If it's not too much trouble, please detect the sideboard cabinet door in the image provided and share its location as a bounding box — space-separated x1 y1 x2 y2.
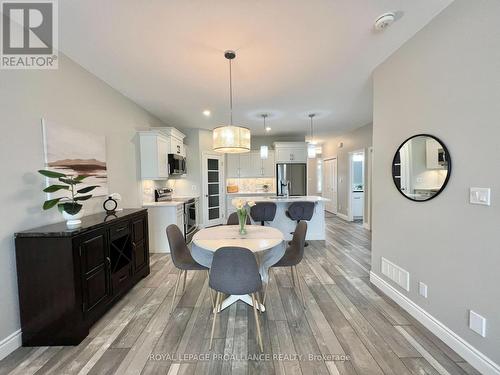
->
132 216 148 272
75 228 111 318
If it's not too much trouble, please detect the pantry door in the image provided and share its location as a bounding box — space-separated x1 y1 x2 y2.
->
202 153 225 227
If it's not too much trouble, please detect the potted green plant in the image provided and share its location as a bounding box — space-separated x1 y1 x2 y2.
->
231 198 255 235
38 170 99 227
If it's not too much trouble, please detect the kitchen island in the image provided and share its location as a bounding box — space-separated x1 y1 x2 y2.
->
241 196 328 241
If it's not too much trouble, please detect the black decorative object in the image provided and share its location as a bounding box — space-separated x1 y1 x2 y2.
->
103 197 118 213
392 134 451 202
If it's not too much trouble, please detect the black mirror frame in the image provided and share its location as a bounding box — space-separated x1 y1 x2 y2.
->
392 134 452 202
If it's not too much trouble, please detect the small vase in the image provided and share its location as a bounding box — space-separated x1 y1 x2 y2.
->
237 209 248 235
62 209 84 228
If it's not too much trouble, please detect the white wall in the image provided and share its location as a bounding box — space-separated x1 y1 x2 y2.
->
372 0 500 368
315 124 373 217
0 54 164 357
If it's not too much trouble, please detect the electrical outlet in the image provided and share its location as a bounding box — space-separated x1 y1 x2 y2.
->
192 185 197 191
469 310 486 337
419 282 428 298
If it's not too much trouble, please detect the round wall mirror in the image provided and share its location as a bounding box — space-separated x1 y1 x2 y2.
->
392 134 451 201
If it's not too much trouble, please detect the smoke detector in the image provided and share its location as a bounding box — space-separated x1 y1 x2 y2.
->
374 12 396 31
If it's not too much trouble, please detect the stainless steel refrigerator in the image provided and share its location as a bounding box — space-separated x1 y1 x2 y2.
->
276 163 307 196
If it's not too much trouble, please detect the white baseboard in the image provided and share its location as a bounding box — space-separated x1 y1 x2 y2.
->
370 272 500 375
0 329 21 361
336 213 351 222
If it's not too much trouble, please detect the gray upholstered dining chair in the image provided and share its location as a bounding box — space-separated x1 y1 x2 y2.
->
250 202 277 226
209 247 264 352
286 201 314 246
264 221 307 308
226 212 251 225
166 224 214 314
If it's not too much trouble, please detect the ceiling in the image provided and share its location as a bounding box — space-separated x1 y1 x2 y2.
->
59 0 453 136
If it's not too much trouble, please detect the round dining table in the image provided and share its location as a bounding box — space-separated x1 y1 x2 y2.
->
191 225 285 312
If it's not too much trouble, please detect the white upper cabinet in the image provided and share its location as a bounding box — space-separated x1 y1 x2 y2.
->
226 154 241 177
425 138 445 169
261 150 275 177
139 127 186 179
274 142 308 163
139 132 169 179
225 150 276 178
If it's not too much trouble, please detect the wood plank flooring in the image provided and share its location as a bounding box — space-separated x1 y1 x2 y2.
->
0 215 478 375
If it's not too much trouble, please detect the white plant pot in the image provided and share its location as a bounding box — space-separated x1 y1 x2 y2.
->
62 209 84 228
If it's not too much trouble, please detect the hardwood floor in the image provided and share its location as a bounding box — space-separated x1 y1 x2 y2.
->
0 215 478 375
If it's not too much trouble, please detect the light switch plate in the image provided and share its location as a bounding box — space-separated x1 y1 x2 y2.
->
419 282 428 298
470 188 490 206
469 310 486 337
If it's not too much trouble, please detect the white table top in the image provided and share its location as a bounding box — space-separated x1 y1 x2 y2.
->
192 225 284 252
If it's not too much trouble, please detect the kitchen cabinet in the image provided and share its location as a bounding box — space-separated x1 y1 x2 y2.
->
426 138 445 169
226 153 241 178
139 128 186 179
274 142 308 163
226 150 276 178
261 150 275 177
352 192 364 218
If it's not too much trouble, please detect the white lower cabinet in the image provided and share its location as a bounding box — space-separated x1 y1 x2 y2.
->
352 192 364 218
147 204 184 253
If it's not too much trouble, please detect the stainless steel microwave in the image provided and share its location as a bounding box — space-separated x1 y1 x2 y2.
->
168 154 186 175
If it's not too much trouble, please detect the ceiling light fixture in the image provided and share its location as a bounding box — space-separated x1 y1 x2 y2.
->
260 114 269 159
203 110 211 117
213 50 251 153
307 114 317 159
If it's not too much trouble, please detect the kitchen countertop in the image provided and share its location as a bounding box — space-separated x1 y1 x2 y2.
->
143 195 199 207
226 191 274 195
241 195 329 203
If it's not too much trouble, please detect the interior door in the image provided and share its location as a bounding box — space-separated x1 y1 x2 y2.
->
323 158 338 213
203 154 225 227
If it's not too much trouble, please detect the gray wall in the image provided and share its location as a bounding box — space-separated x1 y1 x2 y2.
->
0 54 163 353
372 0 500 365
319 123 373 217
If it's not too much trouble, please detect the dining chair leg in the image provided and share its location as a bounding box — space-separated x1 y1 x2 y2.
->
290 266 296 287
295 266 306 309
206 270 215 309
255 291 263 314
182 270 188 293
210 292 220 350
170 269 182 315
251 293 264 352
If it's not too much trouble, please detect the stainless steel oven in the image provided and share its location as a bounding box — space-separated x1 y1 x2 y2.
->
183 198 198 243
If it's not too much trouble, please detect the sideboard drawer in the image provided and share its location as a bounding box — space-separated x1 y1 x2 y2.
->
109 222 130 240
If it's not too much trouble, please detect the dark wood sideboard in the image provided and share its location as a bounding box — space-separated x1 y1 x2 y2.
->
15 208 149 346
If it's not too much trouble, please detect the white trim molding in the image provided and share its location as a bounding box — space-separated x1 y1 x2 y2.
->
336 212 351 222
0 329 21 361
370 271 500 375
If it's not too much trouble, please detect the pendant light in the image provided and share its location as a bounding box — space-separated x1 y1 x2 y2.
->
260 114 269 159
307 113 317 159
213 50 251 153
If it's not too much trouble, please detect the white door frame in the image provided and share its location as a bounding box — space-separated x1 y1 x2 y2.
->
323 157 338 214
364 147 373 230
348 149 365 222
201 152 225 227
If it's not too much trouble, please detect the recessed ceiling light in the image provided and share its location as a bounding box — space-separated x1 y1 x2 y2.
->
203 110 211 117
265 126 271 132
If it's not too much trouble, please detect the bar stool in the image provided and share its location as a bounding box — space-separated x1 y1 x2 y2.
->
286 201 315 246
250 202 277 226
